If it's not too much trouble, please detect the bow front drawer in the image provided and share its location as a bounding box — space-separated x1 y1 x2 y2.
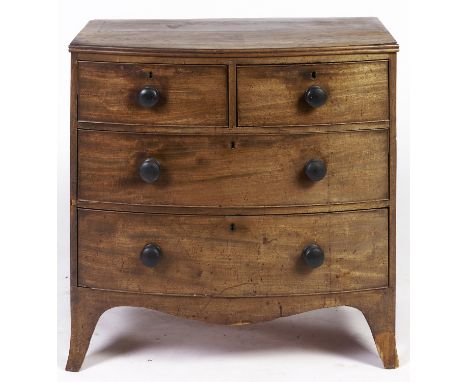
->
77 129 388 207
77 62 228 127
78 209 389 297
237 61 389 127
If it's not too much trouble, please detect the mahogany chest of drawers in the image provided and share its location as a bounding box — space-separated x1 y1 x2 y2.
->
66 18 399 371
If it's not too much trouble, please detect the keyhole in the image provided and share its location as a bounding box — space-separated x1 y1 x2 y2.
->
148 71 153 79
230 141 236 149
230 223 236 231
310 71 317 79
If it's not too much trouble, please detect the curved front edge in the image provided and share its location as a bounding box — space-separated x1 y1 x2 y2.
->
66 286 398 370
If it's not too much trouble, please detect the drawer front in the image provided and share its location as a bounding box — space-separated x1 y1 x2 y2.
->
78 62 228 127
78 209 389 296
78 130 388 207
237 61 389 127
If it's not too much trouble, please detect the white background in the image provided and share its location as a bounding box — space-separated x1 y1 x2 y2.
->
1 0 467 381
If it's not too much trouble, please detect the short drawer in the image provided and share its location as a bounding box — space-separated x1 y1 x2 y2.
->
78 209 389 296
237 61 389 127
77 129 388 207
78 62 228 127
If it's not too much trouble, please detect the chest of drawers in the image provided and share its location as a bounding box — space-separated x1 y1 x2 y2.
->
66 18 399 371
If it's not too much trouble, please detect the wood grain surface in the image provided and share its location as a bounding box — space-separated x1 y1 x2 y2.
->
69 18 398 56
237 61 389 126
77 208 388 296
66 285 398 371
75 199 390 216
77 120 389 135
77 129 388 207
73 51 394 65
78 62 228 127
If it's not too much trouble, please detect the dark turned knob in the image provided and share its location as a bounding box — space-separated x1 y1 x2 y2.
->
304 86 327 108
140 244 163 267
138 86 160 108
139 158 160 183
302 244 325 268
304 159 327 181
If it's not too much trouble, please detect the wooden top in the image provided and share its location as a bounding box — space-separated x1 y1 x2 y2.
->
69 18 398 56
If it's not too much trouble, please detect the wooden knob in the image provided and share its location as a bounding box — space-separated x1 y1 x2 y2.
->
304 86 327 108
139 158 160 183
302 244 324 268
140 244 163 267
138 86 160 108
304 159 327 181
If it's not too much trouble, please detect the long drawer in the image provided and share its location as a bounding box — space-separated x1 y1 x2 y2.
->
77 129 388 207
78 208 389 296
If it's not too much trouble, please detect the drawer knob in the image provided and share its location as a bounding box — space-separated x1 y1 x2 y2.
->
140 244 163 267
302 244 325 268
304 159 327 181
139 158 161 183
304 86 327 108
138 86 160 108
